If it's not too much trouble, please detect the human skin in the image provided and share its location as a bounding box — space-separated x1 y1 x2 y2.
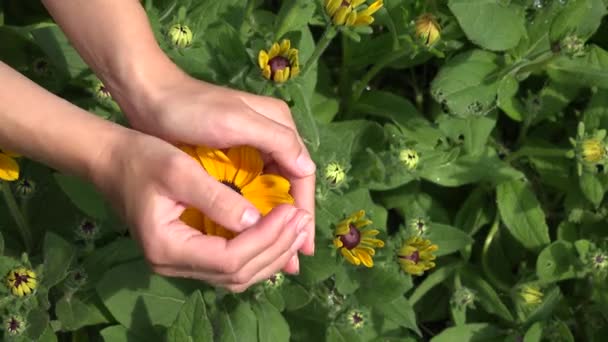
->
36 0 316 284
0 61 313 292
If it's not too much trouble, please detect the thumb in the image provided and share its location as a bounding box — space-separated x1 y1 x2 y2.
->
171 156 261 232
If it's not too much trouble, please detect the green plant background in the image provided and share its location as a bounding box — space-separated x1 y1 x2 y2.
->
1 0 608 341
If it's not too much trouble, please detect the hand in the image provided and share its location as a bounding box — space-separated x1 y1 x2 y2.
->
111 69 316 257
93 130 311 292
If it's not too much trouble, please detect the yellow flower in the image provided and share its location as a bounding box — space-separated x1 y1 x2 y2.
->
333 210 384 267
324 161 346 186
324 0 383 26
258 39 300 83
415 13 441 46
581 138 606 163
346 309 365 329
168 24 193 48
5 267 37 297
0 149 20 181
179 146 294 239
518 284 543 305
398 236 438 276
399 149 419 170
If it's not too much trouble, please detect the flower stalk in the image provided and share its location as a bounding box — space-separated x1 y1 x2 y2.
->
1 181 32 252
481 214 511 293
300 25 338 77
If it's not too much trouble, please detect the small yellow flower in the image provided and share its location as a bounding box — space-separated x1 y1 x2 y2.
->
168 24 193 48
518 284 543 305
581 138 606 163
180 146 294 239
346 309 365 329
258 40 300 83
0 149 20 181
4 315 26 336
264 273 285 289
415 13 441 46
93 81 111 101
333 210 384 267
324 161 346 186
409 217 427 235
5 267 37 297
399 149 419 170
398 236 438 276
324 0 383 27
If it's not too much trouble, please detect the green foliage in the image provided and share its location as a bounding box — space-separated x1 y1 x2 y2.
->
2 0 608 341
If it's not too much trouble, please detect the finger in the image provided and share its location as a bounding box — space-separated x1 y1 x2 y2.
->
233 213 310 283
169 155 262 231
282 254 299 275
220 108 316 178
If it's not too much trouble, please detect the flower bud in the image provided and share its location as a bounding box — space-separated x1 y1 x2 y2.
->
168 24 193 48
4 315 26 336
399 149 419 170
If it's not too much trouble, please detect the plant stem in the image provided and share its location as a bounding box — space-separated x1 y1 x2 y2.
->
1 181 32 252
505 146 570 163
481 214 511 293
301 25 337 77
350 49 409 102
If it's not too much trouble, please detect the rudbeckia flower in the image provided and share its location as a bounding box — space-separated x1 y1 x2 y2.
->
333 210 384 267
398 236 438 276
5 267 37 297
324 0 383 26
415 13 441 46
258 39 300 83
180 146 294 239
0 149 19 181
581 138 606 163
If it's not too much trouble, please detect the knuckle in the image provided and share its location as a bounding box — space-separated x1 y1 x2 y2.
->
218 258 241 275
274 99 291 117
230 271 251 285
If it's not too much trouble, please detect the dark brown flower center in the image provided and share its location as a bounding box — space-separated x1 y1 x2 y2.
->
80 220 96 234
399 250 420 264
351 312 363 323
13 272 29 287
221 180 242 195
341 0 350 7
8 317 20 331
339 223 361 249
269 56 290 75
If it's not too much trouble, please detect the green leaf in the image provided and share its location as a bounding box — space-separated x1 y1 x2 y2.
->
448 0 525 51
496 180 551 251
100 325 144 342
355 90 444 143
549 0 606 41
326 325 362 342
523 322 543 342
42 232 75 287
355 266 413 307
497 75 524 121
25 309 50 341
375 296 420 336
96 260 196 339
265 287 285 311
409 262 462 305
217 299 257 342
37 324 58 342
436 113 497 155
289 82 320 151
579 172 605 207
281 282 312 311
298 245 339 285
55 294 110 331
547 45 608 89
274 0 316 40
459 267 514 322
167 291 213 342
252 299 290 342
430 323 503 342
421 148 523 187
0 231 4 255
536 241 579 283
523 286 563 326
54 173 109 220
454 187 493 236
426 224 474 257
431 50 500 117
30 25 89 78
335 266 359 295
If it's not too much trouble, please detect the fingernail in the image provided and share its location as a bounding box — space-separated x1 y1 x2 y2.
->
241 207 261 227
292 232 308 252
296 153 316 175
296 215 311 233
294 256 300 274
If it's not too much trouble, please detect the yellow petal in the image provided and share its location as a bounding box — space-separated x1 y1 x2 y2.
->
226 146 264 187
333 238 343 248
280 39 291 55
333 7 350 25
262 65 272 79
354 248 374 267
341 248 361 266
346 11 357 26
268 43 281 59
354 15 374 26
359 0 383 16
0 154 19 181
283 66 291 81
196 146 236 182
179 145 200 163
290 65 300 78
241 174 294 215
361 229 379 237
258 50 269 69
326 0 342 16
352 0 366 7
335 222 350 235
180 207 205 231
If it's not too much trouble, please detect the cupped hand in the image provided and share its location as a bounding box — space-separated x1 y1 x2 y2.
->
112 69 316 257
94 130 310 292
